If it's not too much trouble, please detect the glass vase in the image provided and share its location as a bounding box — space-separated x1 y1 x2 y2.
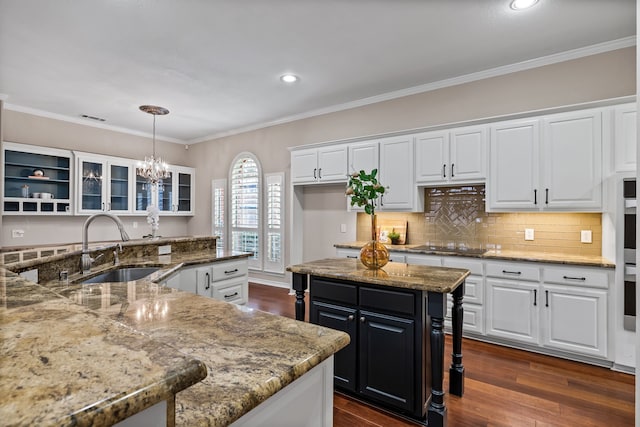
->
360 214 389 269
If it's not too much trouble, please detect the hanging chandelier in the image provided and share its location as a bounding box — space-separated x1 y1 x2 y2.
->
136 105 171 184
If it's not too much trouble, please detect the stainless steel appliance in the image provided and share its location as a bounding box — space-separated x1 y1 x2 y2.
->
623 179 636 331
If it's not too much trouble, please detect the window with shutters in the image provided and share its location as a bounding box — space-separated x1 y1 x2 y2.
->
264 172 284 273
230 154 261 269
212 179 226 249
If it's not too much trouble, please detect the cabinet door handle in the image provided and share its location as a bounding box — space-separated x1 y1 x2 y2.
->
534 189 537 205
380 195 384 207
502 270 521 275
563 275 586 281
224 268 239 275
318 168 322 179
205 272 210 290
360 316 366 323
443 164 447 178
313 168 317 179
451 163 455 178
347 315 355 321
545 290 549 307
533 289 537 306
545 188 549 204
224 292 239 299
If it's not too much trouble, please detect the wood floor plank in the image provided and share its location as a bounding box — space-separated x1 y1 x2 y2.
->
248 283 635 427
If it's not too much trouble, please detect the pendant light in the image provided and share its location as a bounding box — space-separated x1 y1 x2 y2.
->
136 105 170 184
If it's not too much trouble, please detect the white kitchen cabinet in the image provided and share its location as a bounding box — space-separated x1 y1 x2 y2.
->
613 103 636 173
134 165 195 215
444 257 485 335
3 142 73 215
486 278 540 345
379 135 421 211
76 153 134 214
488 119 540 210
348 140 379 176
541 284 607 358
487 109 603 212
541 110 602 210
291 146 348 184
415 126 487 185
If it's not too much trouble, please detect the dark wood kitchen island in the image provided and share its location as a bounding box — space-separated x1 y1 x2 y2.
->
287 258 470 427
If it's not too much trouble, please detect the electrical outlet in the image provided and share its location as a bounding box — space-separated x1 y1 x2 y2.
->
581 230 592 243
340 224 347 233
524 228 534 241
12 229 24 238
132 221 138 229
158 245 172 255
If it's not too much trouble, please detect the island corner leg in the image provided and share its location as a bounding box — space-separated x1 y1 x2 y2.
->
292 273 308 321
449 281 465 397
427 292 447 427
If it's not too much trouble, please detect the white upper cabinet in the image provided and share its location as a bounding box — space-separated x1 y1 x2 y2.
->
415 125 486 185
488 119 540 210
613 103 636 173
291 146 348 184
76 153 134 215
541 110 602 210
348 140 379 175
487 109 603 212
379 135 422 211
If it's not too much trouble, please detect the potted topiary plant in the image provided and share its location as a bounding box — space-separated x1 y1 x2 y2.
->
388 230 401 245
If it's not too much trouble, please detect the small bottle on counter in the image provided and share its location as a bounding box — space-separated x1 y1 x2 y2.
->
21 185 29 198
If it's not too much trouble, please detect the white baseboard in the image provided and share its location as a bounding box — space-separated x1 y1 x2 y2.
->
248 276 290 289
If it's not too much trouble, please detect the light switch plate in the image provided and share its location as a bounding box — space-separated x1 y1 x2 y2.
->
581 230 592 243
524 228 534 241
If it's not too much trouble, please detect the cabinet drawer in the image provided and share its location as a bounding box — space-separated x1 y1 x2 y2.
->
486 262 540 282
543 266 609 289
388 252 406 263
311 278 358 305
360 286 415 316
210 259 248 281
212 277 247 304
405 254 442 267
443 257 483 275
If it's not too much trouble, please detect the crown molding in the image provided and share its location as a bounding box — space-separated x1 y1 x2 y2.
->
4 103 184 144
189 36 636 145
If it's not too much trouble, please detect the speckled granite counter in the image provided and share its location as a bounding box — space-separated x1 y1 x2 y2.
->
3 237 350 426
335 242 615 268
1 269 207 426
288 257 469 293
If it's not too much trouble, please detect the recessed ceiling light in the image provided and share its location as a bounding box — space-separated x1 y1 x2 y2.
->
280 74 299 83
510 0 538 10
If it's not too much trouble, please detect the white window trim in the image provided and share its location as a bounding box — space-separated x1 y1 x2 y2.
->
212 178 226 250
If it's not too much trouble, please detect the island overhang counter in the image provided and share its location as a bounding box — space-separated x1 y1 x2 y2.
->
287 258 470 427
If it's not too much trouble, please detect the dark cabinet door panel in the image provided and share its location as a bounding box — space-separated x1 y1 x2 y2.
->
358 310 415 411
310 300 358 392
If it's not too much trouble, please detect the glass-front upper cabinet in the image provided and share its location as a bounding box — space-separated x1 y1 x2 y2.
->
75 153 133 214
134 166 194 215
2 142 73 215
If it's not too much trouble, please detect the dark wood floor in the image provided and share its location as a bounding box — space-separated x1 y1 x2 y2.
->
246 283 635 427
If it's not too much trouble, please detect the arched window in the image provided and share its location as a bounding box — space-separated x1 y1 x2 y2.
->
230 154 261 267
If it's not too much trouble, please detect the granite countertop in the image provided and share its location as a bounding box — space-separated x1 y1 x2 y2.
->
334 242 615 268
2 237 350 426
288 258 469 293
1 269 207 426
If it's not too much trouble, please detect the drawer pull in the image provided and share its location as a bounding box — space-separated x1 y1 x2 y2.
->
502 270 521 275
348 315 355 321
346 255 358 259
224 268 239 274
224 292 239 299
360 316 366 323
562 275 586 281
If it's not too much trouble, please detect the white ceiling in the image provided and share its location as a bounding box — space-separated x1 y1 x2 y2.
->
0 0 635 145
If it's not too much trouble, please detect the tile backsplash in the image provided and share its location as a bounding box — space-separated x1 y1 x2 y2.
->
356 185 602 256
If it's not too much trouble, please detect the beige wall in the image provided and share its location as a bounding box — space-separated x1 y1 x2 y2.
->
186 47 635 277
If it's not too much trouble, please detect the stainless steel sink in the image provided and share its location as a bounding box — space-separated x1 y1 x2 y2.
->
80 267 160 284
